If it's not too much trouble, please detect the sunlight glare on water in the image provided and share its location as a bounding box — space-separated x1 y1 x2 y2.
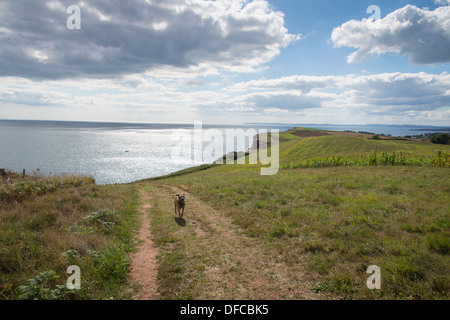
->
0 121 271 185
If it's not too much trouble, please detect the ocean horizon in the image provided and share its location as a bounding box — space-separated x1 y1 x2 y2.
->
1 119 449 185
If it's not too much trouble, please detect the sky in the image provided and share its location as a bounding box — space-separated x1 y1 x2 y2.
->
0 0 449 125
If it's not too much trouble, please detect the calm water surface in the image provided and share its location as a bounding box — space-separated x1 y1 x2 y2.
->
0 120 448 184
0 121 286 184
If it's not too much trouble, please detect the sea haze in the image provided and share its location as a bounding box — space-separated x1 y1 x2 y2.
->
0 120 448 185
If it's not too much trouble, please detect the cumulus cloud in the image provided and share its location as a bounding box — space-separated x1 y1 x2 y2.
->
0 0 298 79
228 75 340 93
339 73 450 108
331 4 450 64
2 71 449 124
223 72 450 116
434 0 450 5
230 91 330 111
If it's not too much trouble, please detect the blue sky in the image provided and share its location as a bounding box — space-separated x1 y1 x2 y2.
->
0 0 449 125
237 0 449 79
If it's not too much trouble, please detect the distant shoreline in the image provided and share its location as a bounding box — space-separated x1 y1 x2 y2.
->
415 128 450 132
1 119 449 129
2 118 450 141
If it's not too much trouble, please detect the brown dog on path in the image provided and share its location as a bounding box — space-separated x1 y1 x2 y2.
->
174 194 185 218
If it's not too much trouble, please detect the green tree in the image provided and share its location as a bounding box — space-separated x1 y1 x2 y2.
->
430 133 450 145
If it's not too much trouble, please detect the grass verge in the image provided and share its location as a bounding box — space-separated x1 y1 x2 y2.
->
157 166 449 299
0 175 139 300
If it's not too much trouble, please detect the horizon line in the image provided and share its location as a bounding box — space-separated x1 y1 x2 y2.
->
0 118 449 128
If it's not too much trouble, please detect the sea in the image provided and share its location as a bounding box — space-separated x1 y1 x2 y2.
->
0 120 448 185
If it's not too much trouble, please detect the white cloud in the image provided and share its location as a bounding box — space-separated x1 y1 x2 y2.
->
215 72 450 121
232 91 329 110
0 0 299 79
1 71 449 125
228 75 340 93
331 4 450 64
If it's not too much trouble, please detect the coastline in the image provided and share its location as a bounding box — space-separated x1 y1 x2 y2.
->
1 121 449 185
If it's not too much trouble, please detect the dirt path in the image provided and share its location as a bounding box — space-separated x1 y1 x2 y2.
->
129 183 328 300
128 190 160 300
155 184 321 300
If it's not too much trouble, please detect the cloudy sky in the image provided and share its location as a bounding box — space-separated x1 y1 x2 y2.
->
0 0 449 125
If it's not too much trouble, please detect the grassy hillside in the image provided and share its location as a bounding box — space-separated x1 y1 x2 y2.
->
1 127 448 300
158 166 449 299
143 128 450 300
0 173 139 300
280 134 450 164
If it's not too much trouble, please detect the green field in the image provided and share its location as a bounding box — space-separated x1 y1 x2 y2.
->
0 174 140 300
1 128 449 300
157 166 449 299
143 128 450 299
280 134 450 164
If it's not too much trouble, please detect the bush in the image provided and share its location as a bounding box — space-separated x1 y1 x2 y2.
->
83 209 119 232
430 133 450 145
0 175 96 203
18 270 72 300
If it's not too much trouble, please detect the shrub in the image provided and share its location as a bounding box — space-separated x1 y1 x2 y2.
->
0 175 95 203
18 270 72 300
430 133 450 145
61 250 82 262
83 209 118 232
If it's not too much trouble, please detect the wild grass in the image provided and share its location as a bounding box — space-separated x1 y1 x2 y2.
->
0 175 96 203
145 129 450 299
141 183 320 300
142 184 211 300
2 128 449 300
0 173 139 300
160 166 449 299
132 130 450 299
281 151 450 169
280 135 450 164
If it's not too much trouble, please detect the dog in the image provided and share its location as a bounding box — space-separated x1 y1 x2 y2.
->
174 194 186 218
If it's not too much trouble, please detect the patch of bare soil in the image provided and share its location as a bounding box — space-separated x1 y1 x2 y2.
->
289 130 379 140
129 190 160 300
325 131 375 139
289 131 329 138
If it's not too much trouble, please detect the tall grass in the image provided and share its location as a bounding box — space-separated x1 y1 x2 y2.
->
149 130 450 299
281 151 450 169
160 166 450 299
0 176 96 203
0 176 139 300
280 135 450 164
